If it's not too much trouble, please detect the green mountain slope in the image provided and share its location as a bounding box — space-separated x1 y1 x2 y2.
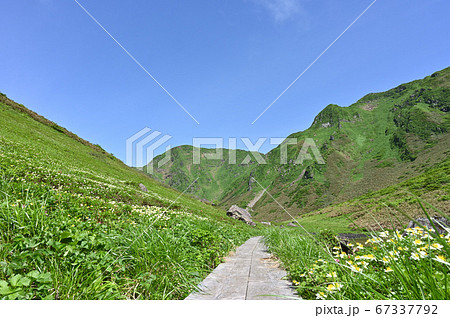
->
151 146 260 204
0 93 254 299
151 67 450 221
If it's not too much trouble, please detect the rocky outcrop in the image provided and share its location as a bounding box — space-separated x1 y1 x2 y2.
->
407 217 450 234
139 183 148 192
227 205 256 226
247 189 266 209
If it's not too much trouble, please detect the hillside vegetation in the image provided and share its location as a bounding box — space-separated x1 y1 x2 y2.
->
0 93 254 299
151 67 450 226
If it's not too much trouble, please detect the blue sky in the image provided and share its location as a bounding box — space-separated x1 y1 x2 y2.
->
1 0 449 164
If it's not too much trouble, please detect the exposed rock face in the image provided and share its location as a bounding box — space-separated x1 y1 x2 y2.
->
227 205 256 226
248 174 254 191
247 189 266 209
407 217 450 234
139 183 148 192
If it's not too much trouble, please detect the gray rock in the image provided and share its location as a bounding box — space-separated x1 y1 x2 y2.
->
227 205 256 226
260 222 271 226
200 198 212 205
406 217 450 234
287 222 298 227
138 183 148 192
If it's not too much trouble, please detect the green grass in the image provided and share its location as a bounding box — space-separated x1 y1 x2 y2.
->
264 206 450 300
0 95 255 299
279 213 359 233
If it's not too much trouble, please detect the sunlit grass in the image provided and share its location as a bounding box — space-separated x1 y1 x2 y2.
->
264 208 450 300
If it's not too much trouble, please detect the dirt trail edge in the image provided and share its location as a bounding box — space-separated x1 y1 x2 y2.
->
185 236 298 300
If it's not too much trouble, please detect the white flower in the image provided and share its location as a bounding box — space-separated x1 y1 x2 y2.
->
326 272 337 278
350 264 363 273
327 283 342 292
430 243 443 250
433 255 450 265
316 292 327 299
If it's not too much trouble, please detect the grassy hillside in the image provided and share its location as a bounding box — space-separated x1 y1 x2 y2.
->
295 154 449 231
0 93 255 299
151 67 450 222
151 146 260 204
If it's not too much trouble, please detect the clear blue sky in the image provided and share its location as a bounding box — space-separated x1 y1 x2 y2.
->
1 0 449 163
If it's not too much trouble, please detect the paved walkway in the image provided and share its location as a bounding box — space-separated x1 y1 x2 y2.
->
185 236 298 300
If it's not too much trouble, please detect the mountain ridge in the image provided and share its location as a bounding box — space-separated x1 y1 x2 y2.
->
150 66 450 221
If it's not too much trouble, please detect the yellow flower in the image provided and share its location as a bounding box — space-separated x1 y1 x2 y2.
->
431 243 443 250
364 254 375 260
381 257 390 264
316 291 327 299
384 267 393 272
413 239 423 245
411 253 420 261
433 255 449 265
327 283 342 292
350 264 363 273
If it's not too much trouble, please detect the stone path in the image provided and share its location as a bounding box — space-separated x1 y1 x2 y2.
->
185 236 298 300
